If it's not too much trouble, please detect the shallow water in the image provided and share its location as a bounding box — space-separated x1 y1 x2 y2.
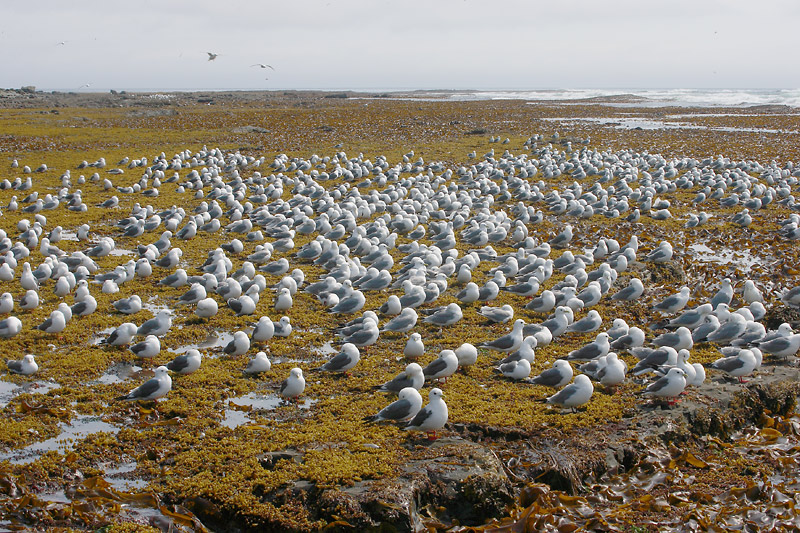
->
222 392 316 429
0 414 119 464
169 330 235 354
689 243 760 272
0 379 61 409
542 116 800 135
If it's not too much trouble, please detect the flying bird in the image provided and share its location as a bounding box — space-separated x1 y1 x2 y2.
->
207 52 219 61
251 63 275 70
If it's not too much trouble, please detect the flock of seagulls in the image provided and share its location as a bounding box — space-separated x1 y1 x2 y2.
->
3 136 800 441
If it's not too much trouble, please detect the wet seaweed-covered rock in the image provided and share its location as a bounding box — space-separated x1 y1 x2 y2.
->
762 305 800 330
645 260 687 285
314 437 513 531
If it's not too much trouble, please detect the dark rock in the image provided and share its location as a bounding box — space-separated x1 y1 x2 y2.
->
315 437 513 530
646 261 686 284
763 305 800 330
233 125 269 134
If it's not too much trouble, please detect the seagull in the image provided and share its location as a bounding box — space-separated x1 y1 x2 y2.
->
381 308 418 333
422 303 463 327
565 332 610 361
243 351 271 375
652 287 691 315
113 295 142 315
280 367 305 401
223 331 251 356
611 278 644 302
130 335 161 359
545 374 594 411
403 333 425 359
207 52 219 61
653 327 693 351
364 387 423 423
252 316 275 343
478 319 526 353
478 304 514 324
137 311 172 337
315 343 360 375
37 309 67 334
377 362 425 393
195 297 219 319
497 358 531 380
710 349 758 382
595 352 627 387
642 367 686 403
454 342 478 369
528 359 573 389
404 388 448 440
251 63 275 70
0 316 23 338
102 322 138 346
167 349 202 375
273 316 292 337
565 309 603 334
757 333 800 359
6 354 38 375
422 349 459 382
116 366 172 401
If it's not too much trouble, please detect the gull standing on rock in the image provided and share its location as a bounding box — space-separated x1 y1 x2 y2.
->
405 388 448 439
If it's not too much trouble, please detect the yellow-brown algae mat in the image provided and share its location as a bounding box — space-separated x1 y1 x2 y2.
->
0 91 799 531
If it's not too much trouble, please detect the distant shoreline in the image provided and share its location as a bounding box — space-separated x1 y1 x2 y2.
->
1 87 798 109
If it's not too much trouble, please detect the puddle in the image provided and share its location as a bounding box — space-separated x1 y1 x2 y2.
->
109 247 134 256
103 460 148 491
0 380 61 409
313 341 337 355
689 244 761 272
541 116 800 135
169 331 235 354
222 392 316 429
91 326 117 345
87 363 146 386
142 298 172 315
0 414 119 464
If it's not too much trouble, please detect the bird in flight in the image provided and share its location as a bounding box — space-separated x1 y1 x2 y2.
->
207 52 219 61
56 40 67 46
251 63 275 70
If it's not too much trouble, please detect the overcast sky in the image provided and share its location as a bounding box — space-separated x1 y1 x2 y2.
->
2 0 798 91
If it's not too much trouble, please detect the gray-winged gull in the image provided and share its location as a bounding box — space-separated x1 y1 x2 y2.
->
403 333 425 359
130 335 161 359
6 354 38 375
422 349 459 382
364 387 423 423
478 319 525 353
528 359 573 388
377 362 425 393
642 367 686 402
167 349 203 375
315 343 360 374
545 374 593 410
223 331 251 356
280 367 306 400
103 322 137 346
137 310 172 337
404 387 448 439
116 366 172 401
565 332 610 361
243 351 271 375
